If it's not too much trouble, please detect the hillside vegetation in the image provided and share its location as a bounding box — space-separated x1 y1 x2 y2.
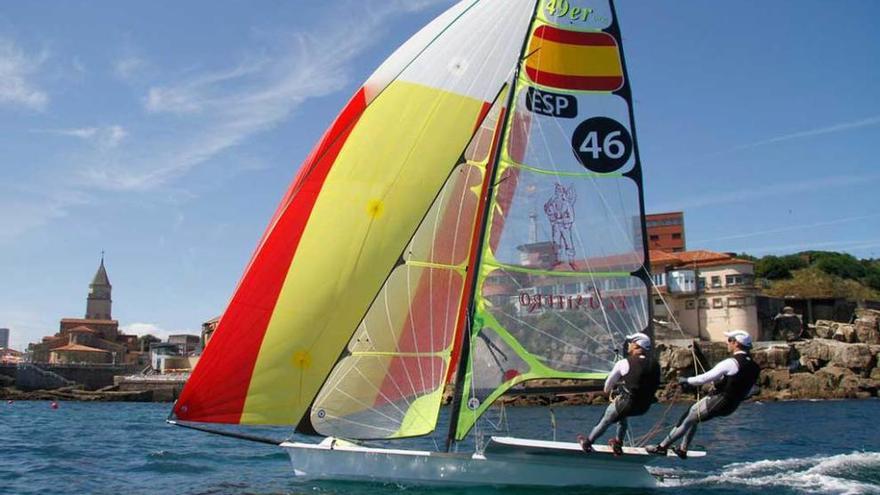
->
740 251 880 300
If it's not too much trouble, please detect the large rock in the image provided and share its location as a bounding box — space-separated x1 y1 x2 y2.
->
833 323 857 343
815 365 856 388
855 321 880 345
814 320 836 339
657 344 695 376
752 345 793 369
787 373 828 398
760 369 791 391
795 339 875 371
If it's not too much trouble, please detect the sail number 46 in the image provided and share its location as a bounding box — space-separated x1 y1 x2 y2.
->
579 130 625 159
571 117 633 173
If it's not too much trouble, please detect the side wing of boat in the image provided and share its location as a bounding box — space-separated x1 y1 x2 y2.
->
488 436 707 458
280 436 676 488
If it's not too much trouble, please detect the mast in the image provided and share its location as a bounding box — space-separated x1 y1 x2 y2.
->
607 0 655 343
445 1 541 452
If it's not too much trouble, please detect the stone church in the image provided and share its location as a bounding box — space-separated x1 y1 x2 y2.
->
29 257 138 364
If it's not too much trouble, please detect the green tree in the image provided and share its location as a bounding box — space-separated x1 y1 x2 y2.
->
811 251 866 280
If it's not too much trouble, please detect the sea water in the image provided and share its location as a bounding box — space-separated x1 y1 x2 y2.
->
1 399 878 495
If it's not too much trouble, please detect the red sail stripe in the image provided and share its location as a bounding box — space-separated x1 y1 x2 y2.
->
532 25 616 46
525 67 623 91
445 106 508 385
174 88 368 423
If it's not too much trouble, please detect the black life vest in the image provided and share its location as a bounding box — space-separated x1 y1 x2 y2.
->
713 352 760 404
621 354 661 412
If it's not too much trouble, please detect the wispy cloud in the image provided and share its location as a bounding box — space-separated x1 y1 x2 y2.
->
0 188 93 243
113 54 150 81
0 38 49 110
692 213 880 245
36 125 128 149
652 172 880 212
708 115 880 157
79 0 448 192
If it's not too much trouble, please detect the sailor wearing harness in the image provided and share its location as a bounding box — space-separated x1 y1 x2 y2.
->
647 330 760 459
577 332 660 455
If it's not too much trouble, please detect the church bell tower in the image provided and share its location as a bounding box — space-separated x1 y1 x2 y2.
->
86 254 112 320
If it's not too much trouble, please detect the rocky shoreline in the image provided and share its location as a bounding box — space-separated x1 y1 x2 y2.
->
5 312 879 405
498 338 879 408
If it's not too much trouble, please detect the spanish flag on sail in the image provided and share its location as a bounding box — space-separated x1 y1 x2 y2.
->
525 26 623 91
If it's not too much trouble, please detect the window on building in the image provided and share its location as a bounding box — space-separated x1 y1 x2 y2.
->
698 277 706 290
672 233 682 239
685 300 696 310
649 234 660 241
728 297 745 307
654 298 664 305
699 298 709 308
711 276 722 288
712 298 724 308
564 283 580 294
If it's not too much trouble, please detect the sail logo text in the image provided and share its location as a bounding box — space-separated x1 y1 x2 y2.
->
519 291 627 313
545 0 592 22
526 87 577 118
543 0 609 25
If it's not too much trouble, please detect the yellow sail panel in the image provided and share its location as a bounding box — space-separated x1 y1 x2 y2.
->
240 82 484 424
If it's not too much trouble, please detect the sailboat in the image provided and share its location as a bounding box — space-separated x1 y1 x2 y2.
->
169 0 702 488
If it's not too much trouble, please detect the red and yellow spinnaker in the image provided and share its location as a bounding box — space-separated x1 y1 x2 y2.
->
174 0 535 427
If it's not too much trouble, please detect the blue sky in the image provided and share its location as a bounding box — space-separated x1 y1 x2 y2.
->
1 0 878 350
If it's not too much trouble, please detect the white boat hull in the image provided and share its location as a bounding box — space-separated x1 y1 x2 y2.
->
281 436 701 488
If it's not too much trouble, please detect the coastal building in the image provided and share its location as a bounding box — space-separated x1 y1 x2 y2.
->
650 250 760 341
168 334 200 355
1 347 23 364
201 316 220 349
0 327 8 349
27 257 140 364
646 212 685 253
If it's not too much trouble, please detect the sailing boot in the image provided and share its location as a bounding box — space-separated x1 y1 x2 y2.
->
645 444 667 456
608 438 623 456
576 434 592 453
672 446 688 459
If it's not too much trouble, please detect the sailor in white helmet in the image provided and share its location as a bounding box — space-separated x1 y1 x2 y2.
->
647 330 760 459
577 332 660 455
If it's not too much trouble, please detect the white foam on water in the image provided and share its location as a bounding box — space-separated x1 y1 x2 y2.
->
651 452 880 494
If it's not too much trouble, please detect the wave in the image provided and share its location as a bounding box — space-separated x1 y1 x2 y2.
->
652 452 880 494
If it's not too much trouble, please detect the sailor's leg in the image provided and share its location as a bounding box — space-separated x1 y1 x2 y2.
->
659 397 710 448
587 402 620 443
681 420 699 451
615 415 629 443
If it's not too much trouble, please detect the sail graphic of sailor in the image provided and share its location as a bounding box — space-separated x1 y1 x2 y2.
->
167 0 703 488
544 182 577 266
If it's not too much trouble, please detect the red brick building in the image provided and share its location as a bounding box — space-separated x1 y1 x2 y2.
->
646 212 685 253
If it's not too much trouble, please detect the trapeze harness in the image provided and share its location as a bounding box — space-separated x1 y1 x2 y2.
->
702 352 760 418
615 355 661 417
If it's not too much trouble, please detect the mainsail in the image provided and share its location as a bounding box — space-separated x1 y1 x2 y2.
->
174 0 650 446
450 0 651 440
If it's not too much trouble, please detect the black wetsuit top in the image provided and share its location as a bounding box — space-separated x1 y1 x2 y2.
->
707 352 760 417
619 355 661 416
